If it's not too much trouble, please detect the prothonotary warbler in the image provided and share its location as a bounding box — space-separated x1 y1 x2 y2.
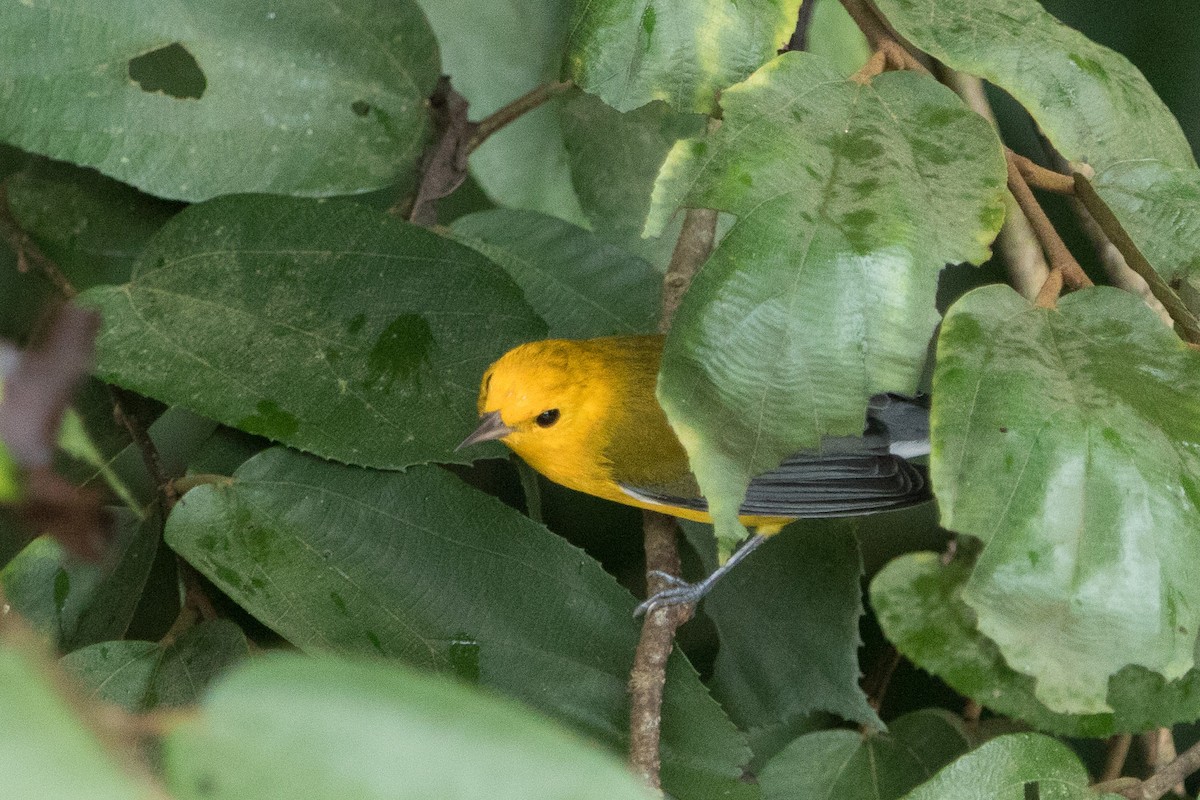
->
457 335 931 613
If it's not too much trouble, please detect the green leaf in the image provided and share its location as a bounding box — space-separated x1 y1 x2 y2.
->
0 0 439 201
61 619 249 712
0 623 162 800
759 710 970 800
1091 160 1200 316
872 0 1194 170
163 654 656 800
559 90 706 266
933 285 1200 714
415 0 586 225
452 209 659 338
5 160 181 289
872 551 1200 737
165 447 752 800
56 408 143 516
651 53 1006 551
564 0 802 114
88 406 219 511
808 0 871 77
0 442 17 503
1 509 159 652
899 732 1122 800
77 195 546 470
707 520 879 730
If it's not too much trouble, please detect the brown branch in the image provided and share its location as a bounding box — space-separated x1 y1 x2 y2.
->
1072 172 1200 344
108 387 219 629
1100 733 1133 784
1038 143 1174 328
851 49 889 84
1005 150 1092 295
1034 268 1064 309
400 76 473 226
939 69 1049 300
839 0 929 74
629 511 694 787
1009 152 1074 195
109 386 177 511
0 181 76 298
398 79 573 225
1121 731 1200 800
659 208 718 332
465 80 573 155
629 205 718 786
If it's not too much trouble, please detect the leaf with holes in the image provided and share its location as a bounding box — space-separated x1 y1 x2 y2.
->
564 0 801 114
164 447 754 800
872 0 1194 170
0 0 439 200
932 285 1200 714
77 195 545 469
649 53 1006 552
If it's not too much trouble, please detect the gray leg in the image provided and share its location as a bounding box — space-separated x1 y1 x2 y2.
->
634 534 768 617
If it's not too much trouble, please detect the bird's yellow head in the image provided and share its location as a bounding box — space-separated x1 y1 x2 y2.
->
456 336 669 499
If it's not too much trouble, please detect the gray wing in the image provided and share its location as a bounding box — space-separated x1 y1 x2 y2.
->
619 394 931 518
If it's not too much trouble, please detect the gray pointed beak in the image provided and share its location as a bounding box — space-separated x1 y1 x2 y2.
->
456 410 515 451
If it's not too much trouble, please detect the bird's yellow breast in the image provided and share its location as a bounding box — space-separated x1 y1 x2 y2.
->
473 336 791 529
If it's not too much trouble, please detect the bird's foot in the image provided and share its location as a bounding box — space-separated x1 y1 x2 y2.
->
633 580 708 617
645 569 690 589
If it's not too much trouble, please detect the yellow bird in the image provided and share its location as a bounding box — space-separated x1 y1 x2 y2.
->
458 335 930 612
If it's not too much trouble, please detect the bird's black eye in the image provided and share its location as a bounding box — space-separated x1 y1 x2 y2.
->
535 409 560 428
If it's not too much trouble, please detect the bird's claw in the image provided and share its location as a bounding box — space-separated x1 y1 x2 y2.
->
646 569 690 589
633 583 705 617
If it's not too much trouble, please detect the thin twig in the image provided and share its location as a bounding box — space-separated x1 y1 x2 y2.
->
939 70 1048 300
0 181 76 298
629 205 718 786
1039 143 1174 328
862 644 902 713
109 386 177 510
1121 731 1200 800
1034 268 1064 309
108 386 220 629
851 49 889 84
629 511 693 788
1100 733 1133 784
1004 150 1092 293
465 80 573 155
659 208 718 333
1072 173 1200 344
1009 152 1074 194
